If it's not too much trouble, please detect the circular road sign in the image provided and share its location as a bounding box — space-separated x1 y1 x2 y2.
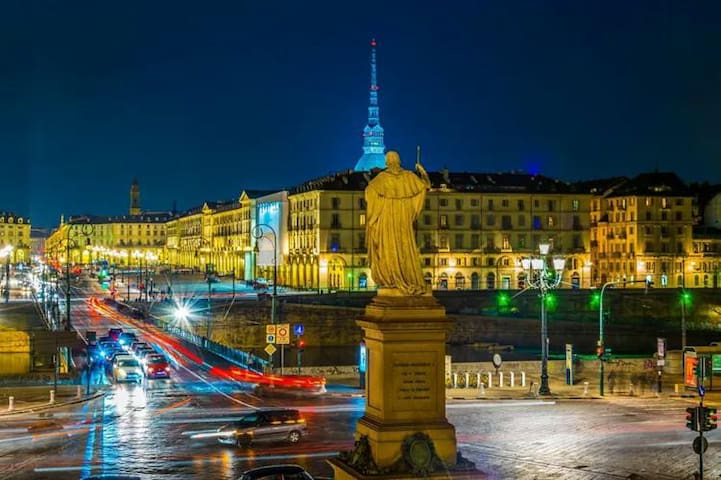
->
492 353 503 369
692 436 708 454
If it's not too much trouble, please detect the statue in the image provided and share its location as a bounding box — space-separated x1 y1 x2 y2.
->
366 150 431 296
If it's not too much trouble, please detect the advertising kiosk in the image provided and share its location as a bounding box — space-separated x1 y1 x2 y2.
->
683 345 721 390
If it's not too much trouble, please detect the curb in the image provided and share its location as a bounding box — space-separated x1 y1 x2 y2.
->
0 392 105 417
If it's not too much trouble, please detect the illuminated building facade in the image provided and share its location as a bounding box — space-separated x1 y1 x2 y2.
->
589 172 696 288
286 170 593 292
0 212 31 263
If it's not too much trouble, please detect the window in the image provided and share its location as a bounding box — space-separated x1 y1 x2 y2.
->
424 257 431 266
423 234 432 249
518 234 526 249
675 211 682 221
455 214 464 226
439 215 448 228
501 199 509 208
517 199 525 211
424 199 431 209
471 198 479 207
486 215 495 226
331 213 341 229
470 234 480 249
331 197 341 209
572 199 580 211
502 235 510 250
424 215 432 226
501 215 512 230
454 234 464 249
534 199 540 208
487 199 494 211
533 216 541 230
439 198 448 207
547 216 554 228
518 215 526 227
329 234 340 252
548 200 555 212
358 198 366 210
359 214 366 226
470 215 480 229
358 233 366 250
455 199 463 210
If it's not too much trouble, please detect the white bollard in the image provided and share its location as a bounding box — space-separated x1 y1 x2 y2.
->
8 396 14 412
76 385 82 399
465 372 470 389
487 372 493 388
49 390 55 404
510 371 515 388
521 371 526 387
476 372 482 388
583 381 589 396
478 381 486 397
674 384 679 394
453 373 458 389
498 372 504 388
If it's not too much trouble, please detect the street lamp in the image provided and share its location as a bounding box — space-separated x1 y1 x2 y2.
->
520 242 565 396
597 278 647 396
252 224 279 372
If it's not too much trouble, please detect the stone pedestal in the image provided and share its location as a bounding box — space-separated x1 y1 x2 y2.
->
329 294 481 479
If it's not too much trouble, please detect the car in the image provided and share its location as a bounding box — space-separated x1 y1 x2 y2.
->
136 348 157 364
131 341 150 353
236 465 315 480
112 357 143 384
133 343 153 357
108 328 123 341
217 409 306 448
143 354 171 379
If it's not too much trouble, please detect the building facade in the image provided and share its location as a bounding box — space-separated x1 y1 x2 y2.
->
0 212 31 263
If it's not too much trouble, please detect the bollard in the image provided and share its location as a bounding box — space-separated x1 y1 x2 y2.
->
76 385 82 399
49 390 55 404
465 372 470 389
487 372 493 389
8 396 14 412
498 372 504 388
674 384 679 394
476 372 482 389
583 381 589 396
510 372 515 388
453 373 458 389
478 381 486 397
521 371 526 387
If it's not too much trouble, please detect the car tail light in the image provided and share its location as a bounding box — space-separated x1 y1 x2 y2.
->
148 367 154 373
165 366 171 372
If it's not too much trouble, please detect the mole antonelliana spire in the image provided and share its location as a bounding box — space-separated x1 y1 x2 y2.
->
353 39 386 171
129 178 141 215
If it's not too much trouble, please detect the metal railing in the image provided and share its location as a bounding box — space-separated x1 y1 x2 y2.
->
165 325 268 373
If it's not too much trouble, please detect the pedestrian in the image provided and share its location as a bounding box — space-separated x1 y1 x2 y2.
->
608 370 617 394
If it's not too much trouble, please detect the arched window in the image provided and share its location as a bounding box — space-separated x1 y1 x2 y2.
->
455 273 465 290
439 273 448 290
486 272 495 290
471 272 479 290
359 273 368 289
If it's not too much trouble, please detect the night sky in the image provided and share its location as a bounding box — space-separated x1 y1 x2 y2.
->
3 1 721 228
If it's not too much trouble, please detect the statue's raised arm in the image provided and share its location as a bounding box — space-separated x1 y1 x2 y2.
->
365 150 430 296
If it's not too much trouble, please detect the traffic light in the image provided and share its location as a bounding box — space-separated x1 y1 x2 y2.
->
680 290 692 307
701 406 718 432
544 293 558 310
686 406 699 431
589 292 600 309
297 339 305 353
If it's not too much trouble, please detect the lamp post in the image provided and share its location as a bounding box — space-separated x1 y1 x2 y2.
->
597 279 647 396
252 224 279 372
64 223 94 331
521 243 565 396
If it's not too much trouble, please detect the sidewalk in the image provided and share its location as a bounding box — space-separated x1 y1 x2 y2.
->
0 385 104 417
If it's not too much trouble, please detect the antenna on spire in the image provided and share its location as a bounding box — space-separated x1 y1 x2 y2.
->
416 145 421 164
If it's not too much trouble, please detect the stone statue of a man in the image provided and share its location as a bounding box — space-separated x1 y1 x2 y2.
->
365 150 431 296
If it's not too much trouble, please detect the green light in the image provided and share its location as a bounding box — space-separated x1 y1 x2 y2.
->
681 291 692 306
497 293 511 308
544 293 558 310
589 292 600 309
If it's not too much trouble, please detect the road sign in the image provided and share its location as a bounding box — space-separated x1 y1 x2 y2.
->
699 385 706 397
266 325 276 335
266 334 276 344
264 344 277 356
692 436 708 454
276 323 290 345
294 323 304 336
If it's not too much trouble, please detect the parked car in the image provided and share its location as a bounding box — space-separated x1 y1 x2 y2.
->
217 409 306 448
143 354 171 379
112 357 143 384
236 465 315 480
